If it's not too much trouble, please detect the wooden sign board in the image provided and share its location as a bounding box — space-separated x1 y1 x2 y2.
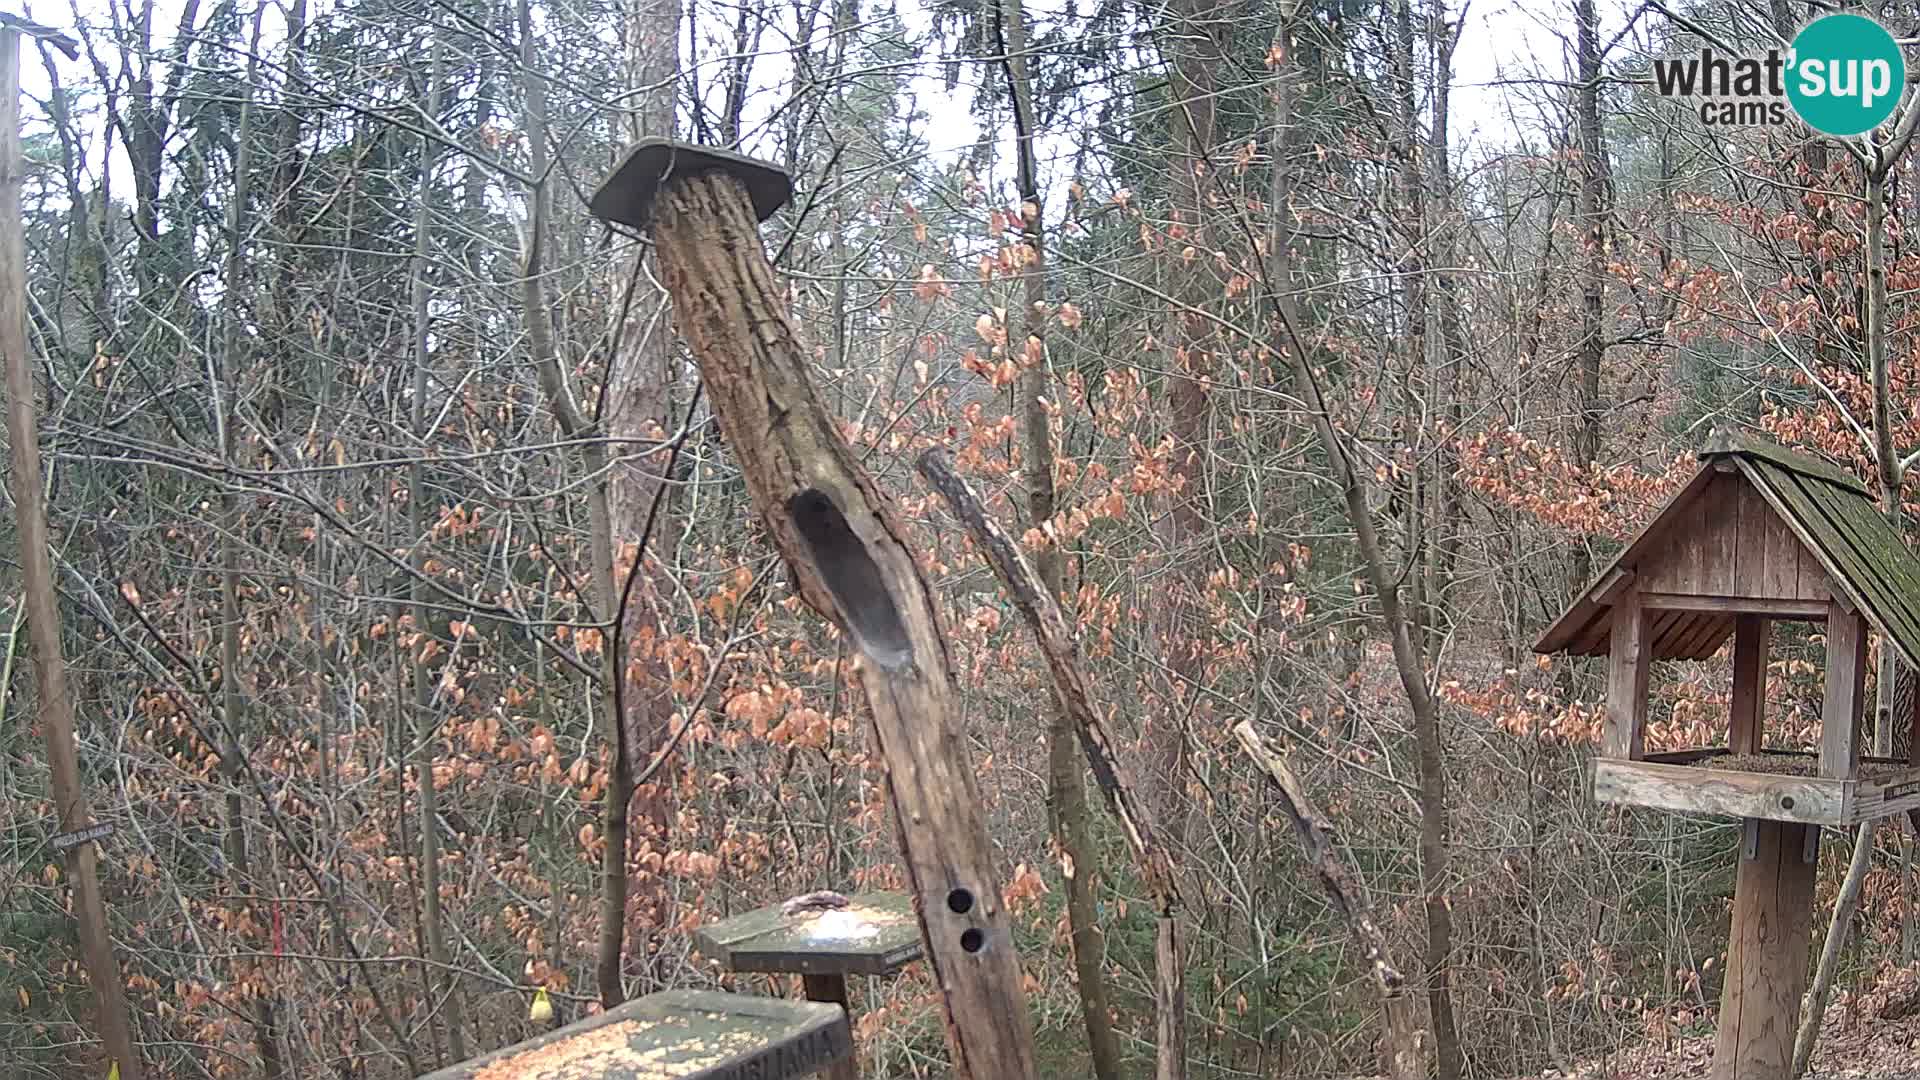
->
50 823 112 851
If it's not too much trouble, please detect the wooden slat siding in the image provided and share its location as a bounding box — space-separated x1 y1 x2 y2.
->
1592 759 1847 824
1662 483 1708 593
1540 433 1920 666
1672 610 1727 659
1709 819 1818 1080
1734 472 1765 596
1644 609 1689 668
1533 463 1722 655
1570 612 1611 656
1795 529 1832 602
1731 616 1768 754
1677 616 1733 661
1705 473 1739 595
1606 590 1651 760
1822 603 1868 780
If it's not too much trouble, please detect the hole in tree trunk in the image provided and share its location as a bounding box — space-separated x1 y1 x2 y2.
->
789 488 913 671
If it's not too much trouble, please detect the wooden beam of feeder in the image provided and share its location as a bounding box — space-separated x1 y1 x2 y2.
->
916 450 1186 1080
638 164 1038 1079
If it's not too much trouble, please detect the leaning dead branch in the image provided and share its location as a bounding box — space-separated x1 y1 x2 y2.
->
1232 719 1423 1080
916 448 1187 1080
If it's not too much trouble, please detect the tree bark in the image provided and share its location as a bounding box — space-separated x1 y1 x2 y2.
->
1571 0 1608 592
407 29 469 1062
516 0 634 1010
645 164 1039 1080
1151 0 1220 847
604 0 683 993
1266 8 1454 1075
215 8 288 1073
1264 275 1457 1080
992 0 1121 1074
0 27 146 1080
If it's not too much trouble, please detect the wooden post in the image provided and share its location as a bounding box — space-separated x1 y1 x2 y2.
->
0 27 145 1080
591 140 1038 1079
1730 615 1769 755
802 974 859 1080
1821 602 1867 779
1710 819 1818 1080
1605 589 1650 760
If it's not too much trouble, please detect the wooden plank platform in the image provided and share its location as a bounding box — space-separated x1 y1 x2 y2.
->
418 989 851 1080
1593 749 1920 826
692 893 922 977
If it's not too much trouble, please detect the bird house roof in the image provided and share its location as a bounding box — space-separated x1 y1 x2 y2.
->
1534 430 1920 670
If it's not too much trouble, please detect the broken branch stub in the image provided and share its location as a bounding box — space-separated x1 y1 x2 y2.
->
593 141 1038 1080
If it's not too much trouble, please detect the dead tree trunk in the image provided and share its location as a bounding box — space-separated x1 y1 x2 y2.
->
594 140 1039 1080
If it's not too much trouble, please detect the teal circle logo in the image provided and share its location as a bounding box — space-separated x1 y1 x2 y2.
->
1787 14 1905 136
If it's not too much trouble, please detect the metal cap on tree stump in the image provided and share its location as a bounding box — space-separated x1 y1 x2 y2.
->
589 137 794 229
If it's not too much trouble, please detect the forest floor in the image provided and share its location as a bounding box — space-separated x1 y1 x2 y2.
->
1515 985 1920 1079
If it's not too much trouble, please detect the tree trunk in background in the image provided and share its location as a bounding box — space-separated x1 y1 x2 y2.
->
517 0 634 1010
1425 0 1466 661
1798 152 1914 1074
1390 0 1429 647
405 31 470 1064
1154 0 1219 865
997 0 1121 1074
603 0 683 991
1571 0 1607 591
1266 10 1452 1074
215 9 288 1073
1 27 146 1080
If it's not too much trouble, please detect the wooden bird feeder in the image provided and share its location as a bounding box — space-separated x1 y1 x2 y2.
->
588 138 1040 1078
418 989 851 1079
693 893 923 1080
1536 429 1920 1080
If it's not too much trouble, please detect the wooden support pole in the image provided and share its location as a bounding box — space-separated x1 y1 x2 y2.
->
1710 819 1817 1080
801 975 859 1080
594 141 1037 1079
1605 589 1650 760
1821 602 1868 779
0 27 145 1080
1730 615 1769 755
